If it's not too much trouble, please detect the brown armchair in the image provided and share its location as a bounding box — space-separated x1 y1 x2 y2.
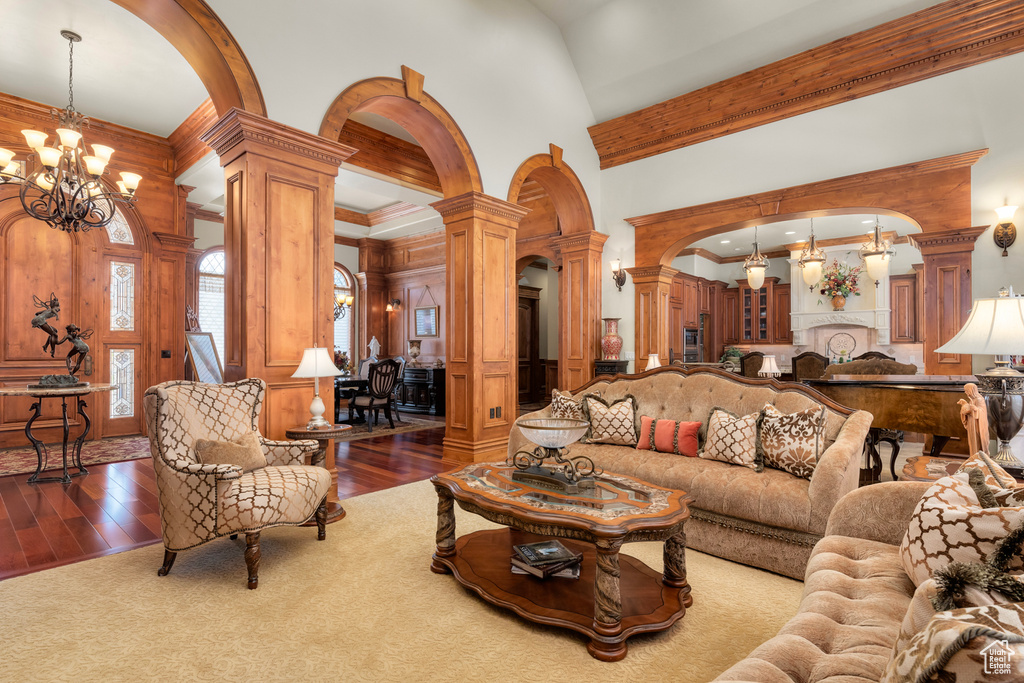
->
144 378 331 589
739 351 764 378
792 351 828 383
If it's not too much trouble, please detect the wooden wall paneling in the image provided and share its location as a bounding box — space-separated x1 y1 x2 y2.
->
627 266 677 370
908 227 986 375
384 231 446 273
890 274 918 343
384 263 446 363
553 232 607 392
432 192 527 463
199 109 355 452
626 151 984 269
356 238 388 359
544 359 558 397
517 193 559 241
588 0 1024 168
722 288 740 345
913 263 925 343
168 98 217 176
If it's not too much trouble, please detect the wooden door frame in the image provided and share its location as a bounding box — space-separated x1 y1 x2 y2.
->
517 285 541 404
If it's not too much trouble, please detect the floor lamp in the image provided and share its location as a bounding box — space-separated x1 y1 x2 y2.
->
935 293 1024 469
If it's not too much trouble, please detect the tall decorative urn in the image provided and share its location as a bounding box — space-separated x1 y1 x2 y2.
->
601 318 623 360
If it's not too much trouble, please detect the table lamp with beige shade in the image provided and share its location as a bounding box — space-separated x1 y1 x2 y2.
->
291 347 343 430
758 355 782 378
935 290 1024 468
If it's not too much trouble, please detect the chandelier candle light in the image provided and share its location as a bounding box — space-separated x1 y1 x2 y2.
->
859 216 895 286
0 31 142 232
743 225 769 290
291 346 343 430
797 218 827 290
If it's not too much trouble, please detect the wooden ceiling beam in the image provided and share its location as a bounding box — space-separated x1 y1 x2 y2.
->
589 0 1024 168
338 119 442 194
169 98 218 176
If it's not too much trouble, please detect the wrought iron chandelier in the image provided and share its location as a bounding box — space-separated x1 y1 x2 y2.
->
0 30 142 233
859 215 895 286
743 225 769 289
797 217 827 290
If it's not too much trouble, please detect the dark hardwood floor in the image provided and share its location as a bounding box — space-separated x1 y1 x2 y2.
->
0 424 451 582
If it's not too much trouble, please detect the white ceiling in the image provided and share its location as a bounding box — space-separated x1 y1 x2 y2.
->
688 214 920 258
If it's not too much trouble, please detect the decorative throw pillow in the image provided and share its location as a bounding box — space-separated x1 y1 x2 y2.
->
899 472 1024 587
956 449 1018 491
580 394 638 446
699 407 762 471
759 403 826 479
880 603 1024 683
194 431 267 472
550 389 585 420
636 417 700 457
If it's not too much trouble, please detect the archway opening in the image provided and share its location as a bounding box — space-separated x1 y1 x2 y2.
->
516 256 559 412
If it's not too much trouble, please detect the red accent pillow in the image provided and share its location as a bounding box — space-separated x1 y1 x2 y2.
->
637 416 700 457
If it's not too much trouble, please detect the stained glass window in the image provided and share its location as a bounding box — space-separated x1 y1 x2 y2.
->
105 210 134 245
110 261 135 331
109 349 135 418
198 250 226 360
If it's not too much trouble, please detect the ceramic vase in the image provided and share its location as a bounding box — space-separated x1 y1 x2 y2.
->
601 318 623 360
831 295 846 311
408 339 422 366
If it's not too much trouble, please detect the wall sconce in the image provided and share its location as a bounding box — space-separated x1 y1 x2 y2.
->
610 259 626 291
385 298 401 312
994 205 1018 257
333 293 354 320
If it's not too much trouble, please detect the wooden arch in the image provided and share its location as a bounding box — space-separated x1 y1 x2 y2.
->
506 148 596 235
108 0 265 116
318 70 482 197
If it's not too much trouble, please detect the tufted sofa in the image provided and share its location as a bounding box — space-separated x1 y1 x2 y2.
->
508 367 873 579
715 481 931 682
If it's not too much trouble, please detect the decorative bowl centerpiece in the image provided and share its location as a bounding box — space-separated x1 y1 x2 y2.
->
507 418 598 493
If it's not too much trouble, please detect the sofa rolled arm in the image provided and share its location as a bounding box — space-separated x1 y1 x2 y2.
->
806 409 873 531
825 480 931 545
507 405 552 460
262 438 318 466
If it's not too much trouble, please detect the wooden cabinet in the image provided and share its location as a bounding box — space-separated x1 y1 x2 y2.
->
890 273 919 342
772 284 792 343
740 278 776 343
669 301 684 355
699 281 712 314
396 367 445 415
682 277 699 327
722 289 740 344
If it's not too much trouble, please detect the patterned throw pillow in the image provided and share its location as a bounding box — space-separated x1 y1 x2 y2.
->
881 603 1024 683
899 472 1024 587
759 403 826 479
581 394 638 446
550 389 584 420
636 416 700 457
699 407 762 471
194 431 267 472
956 450 1018 491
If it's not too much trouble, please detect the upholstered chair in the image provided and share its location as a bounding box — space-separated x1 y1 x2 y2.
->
144 378 331 589
739 351 764 378
792 351 828 383
349 359 400 431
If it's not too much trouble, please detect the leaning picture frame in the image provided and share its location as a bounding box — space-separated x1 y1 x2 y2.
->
185 331 224 384
414 305 439 337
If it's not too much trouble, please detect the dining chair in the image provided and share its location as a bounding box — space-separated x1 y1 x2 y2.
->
349 359 401 431
389 356 406 423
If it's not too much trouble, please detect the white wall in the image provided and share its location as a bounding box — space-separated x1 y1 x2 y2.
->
192 219 223 250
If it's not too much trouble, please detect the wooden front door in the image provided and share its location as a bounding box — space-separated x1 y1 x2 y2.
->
517 286 541 404
0 204 147 447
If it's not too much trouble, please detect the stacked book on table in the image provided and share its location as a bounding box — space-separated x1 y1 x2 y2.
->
510 540 582 580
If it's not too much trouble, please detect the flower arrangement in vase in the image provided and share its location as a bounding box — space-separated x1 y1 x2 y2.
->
818 260 862 311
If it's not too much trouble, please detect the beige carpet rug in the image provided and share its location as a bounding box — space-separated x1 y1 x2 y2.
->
0 480 802 683
335 415 444 442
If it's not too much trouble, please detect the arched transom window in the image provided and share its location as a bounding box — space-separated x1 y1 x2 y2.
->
198 249 226 360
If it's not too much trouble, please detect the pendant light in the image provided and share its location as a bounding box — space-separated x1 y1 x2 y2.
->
743 225 769 289
797 217 827 290
0 30 142 233
859 215 894 286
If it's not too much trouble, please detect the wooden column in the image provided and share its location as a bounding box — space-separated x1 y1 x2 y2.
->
151 233 196 388
552 232 607 390
355 237 388 360
627 265 678 371
432 192 528 463
909 227 986 375
200 108 356 440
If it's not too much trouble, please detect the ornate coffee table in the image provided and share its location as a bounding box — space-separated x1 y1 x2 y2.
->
430 463 693 661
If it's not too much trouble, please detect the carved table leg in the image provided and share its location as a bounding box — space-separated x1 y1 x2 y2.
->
664 529 693 607
430 487 457 574
588 537 627 662
157 550 177 576
245 532 261 590
71 397 91 475
25 401 47 484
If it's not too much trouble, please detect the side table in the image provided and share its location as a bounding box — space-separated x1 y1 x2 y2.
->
0 383 115 484
285 424 352 523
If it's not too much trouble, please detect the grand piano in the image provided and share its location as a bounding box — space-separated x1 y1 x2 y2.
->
805 374 973 482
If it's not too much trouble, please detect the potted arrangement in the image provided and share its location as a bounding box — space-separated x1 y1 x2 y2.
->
819 260 862 311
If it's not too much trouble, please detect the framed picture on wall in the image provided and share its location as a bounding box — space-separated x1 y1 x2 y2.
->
414 306 439 337
185 332 224 384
